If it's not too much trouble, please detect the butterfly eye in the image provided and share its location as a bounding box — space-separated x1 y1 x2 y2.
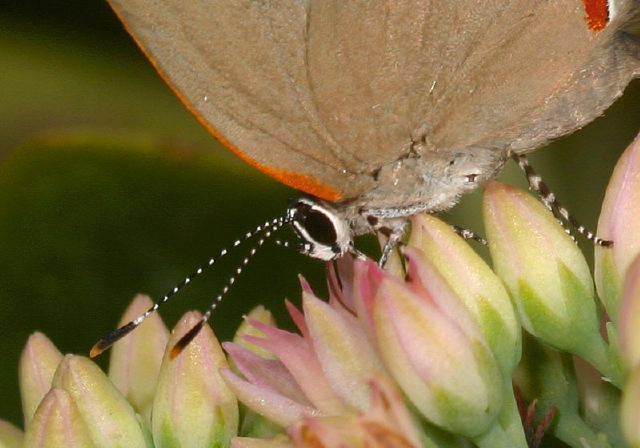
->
466 173 479 183
289 197 352 261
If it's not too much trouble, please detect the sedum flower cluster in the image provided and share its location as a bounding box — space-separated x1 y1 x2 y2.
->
2 133 640 448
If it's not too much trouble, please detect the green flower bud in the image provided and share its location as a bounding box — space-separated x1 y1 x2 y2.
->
52 355 148 448
483 182 617 385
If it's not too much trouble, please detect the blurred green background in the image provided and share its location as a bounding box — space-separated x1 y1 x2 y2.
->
0 1 638 430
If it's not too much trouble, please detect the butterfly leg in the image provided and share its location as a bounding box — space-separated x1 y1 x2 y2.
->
450 225 488 245
511 152 612 247
376 220 409 267
378 222 486 266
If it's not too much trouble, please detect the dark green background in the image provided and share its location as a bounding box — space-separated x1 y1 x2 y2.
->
0 1 639 431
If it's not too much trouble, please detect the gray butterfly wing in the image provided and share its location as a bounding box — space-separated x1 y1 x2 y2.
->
305 0 640 165
107 0 369 202
107 0 639 202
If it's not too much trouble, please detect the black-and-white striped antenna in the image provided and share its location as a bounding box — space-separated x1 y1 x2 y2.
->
90 215 291 358
168 233 292 359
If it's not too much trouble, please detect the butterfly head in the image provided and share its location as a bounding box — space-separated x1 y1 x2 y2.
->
288 197 353 261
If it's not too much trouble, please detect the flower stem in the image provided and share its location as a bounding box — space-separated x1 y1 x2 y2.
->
497 387 528 447
577 334 623 389
474 421 526 448
554 413 613 448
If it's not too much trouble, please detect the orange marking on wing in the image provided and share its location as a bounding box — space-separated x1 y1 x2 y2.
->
107 3 343 203
167 91 343 202
186 112 343 203
261 167 343 202
581 0 609 31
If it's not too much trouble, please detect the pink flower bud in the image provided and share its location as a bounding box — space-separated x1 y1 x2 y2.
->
0 419 23 448
108 295 168 423
152 311 238 447
408 214 521 377
596 132 640 319
23 388 93 448
619 254 640 369
372 255 503 437
19 332 63 425
52 355 148 447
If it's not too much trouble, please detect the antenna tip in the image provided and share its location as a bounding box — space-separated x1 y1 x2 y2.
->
89 321 138 359
169 344 183 360
169 319 205 360
89 344 105 358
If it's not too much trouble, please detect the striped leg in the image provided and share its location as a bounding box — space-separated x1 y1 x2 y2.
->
378 221 409 267
511 153 612 247
451 225 488 246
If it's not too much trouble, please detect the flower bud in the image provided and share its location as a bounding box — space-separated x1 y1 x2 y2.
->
23 388 94 448
408 214 521 377
19 332 63 425
288 379 425 448
220 366 319 429
152 311 238 448
622 366 640 448
0 419 23 448
595 132 640 319
302 292 387 411
108 294 168 422
230 305 283 438
233 305 277 359
52 355 148 448
372 256 503 437
483 182 613 382
231 435 292 448
619 254 640 370
240 314 345 415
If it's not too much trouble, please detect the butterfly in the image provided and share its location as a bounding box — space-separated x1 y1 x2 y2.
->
106 0 639 259
91 0 639 357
